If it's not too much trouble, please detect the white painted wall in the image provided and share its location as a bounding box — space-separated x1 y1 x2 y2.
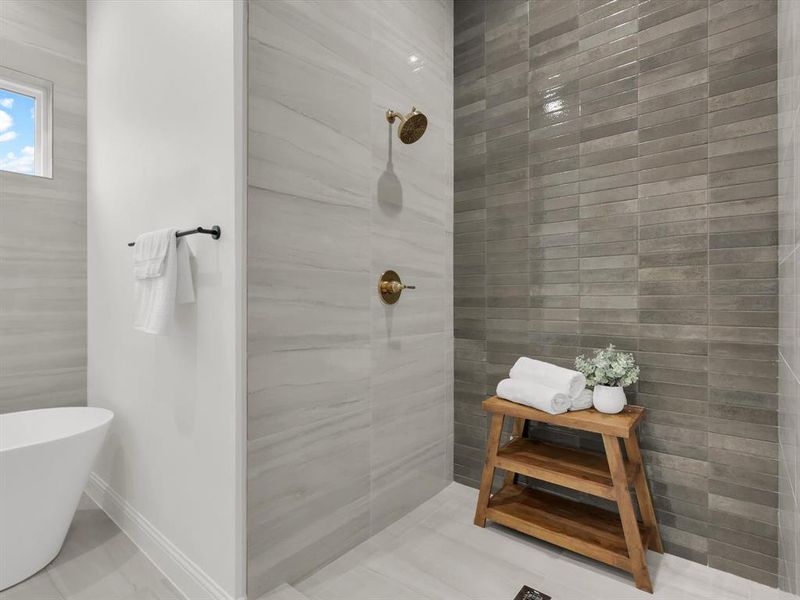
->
86 2 245 598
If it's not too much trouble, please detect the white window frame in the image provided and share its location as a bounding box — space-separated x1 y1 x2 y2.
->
0 66 53 178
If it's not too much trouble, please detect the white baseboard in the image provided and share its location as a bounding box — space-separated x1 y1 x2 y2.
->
86 472 240 600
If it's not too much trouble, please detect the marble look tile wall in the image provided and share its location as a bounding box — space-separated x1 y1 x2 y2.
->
0 1 87 414
778 0 800 593
455 0 780 586
247 1 453 596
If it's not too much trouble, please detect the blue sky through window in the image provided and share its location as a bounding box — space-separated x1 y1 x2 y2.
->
0 88 36 175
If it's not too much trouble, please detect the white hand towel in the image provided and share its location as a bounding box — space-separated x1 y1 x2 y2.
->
132 228 173 279
496 378 570 415
569 388 593 411
509 357 586 399
132 228 194 335
175 238 195 304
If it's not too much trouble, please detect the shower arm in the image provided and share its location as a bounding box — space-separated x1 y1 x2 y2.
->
385 110 403 124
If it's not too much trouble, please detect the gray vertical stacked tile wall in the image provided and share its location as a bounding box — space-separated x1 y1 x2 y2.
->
455 0 779 586
777 0 800 593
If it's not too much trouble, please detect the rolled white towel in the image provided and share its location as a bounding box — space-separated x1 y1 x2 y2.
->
509 357 586 399
569 388 593 411
496 378 570 415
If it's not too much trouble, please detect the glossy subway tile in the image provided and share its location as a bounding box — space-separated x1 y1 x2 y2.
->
454 0 780 587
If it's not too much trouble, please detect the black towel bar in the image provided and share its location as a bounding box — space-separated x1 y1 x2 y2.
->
127 225 221 247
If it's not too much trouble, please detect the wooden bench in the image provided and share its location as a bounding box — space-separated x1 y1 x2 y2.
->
474 396 663 593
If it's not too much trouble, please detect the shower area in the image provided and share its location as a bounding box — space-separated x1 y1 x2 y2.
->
246 0 786 594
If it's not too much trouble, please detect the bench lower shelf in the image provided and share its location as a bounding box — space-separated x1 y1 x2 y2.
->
487 484 652 573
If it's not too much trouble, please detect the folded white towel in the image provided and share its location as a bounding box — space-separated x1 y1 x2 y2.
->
496 378 570 415
509 357 586 399
569 388 593 411
132 228 173 279
133 230 195 335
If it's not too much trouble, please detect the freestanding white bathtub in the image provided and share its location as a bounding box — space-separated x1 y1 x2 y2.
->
0 406 113 590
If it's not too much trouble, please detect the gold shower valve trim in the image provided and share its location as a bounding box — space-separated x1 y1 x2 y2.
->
378 270 416 304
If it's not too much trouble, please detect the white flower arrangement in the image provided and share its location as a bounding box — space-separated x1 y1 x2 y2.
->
575 344 639 389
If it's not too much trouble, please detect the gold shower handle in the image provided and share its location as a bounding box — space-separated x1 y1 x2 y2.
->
381 281 416 294
378 270 415 304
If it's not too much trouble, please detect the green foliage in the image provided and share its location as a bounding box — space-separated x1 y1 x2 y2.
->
575 344 639 389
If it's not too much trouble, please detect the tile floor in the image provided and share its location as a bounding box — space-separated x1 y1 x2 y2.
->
0 496 180 600
3 484 793 600
289 483 791 600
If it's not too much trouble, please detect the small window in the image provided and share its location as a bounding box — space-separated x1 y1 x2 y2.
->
0 66 52 178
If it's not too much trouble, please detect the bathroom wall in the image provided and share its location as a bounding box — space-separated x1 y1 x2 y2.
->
778 0 800 592
86 2 245 599
0 1 86 414
455 0 779 587
247 0 453 595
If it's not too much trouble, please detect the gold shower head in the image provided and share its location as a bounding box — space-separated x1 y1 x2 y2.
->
386 107 428 144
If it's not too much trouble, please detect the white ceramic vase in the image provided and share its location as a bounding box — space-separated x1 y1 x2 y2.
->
593 385 627 414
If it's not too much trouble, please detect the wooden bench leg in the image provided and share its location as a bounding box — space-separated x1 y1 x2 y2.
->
624 431 664 554
474 412 505 527
503 417 526 486
603 434 653 593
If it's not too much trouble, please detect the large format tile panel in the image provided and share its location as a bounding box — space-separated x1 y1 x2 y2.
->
248 1 454 596
247 1 373 593
0 0 87 414
294 482 785 600
0 497 182 600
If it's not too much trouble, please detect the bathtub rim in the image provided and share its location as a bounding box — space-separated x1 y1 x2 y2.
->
0 406 114 453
